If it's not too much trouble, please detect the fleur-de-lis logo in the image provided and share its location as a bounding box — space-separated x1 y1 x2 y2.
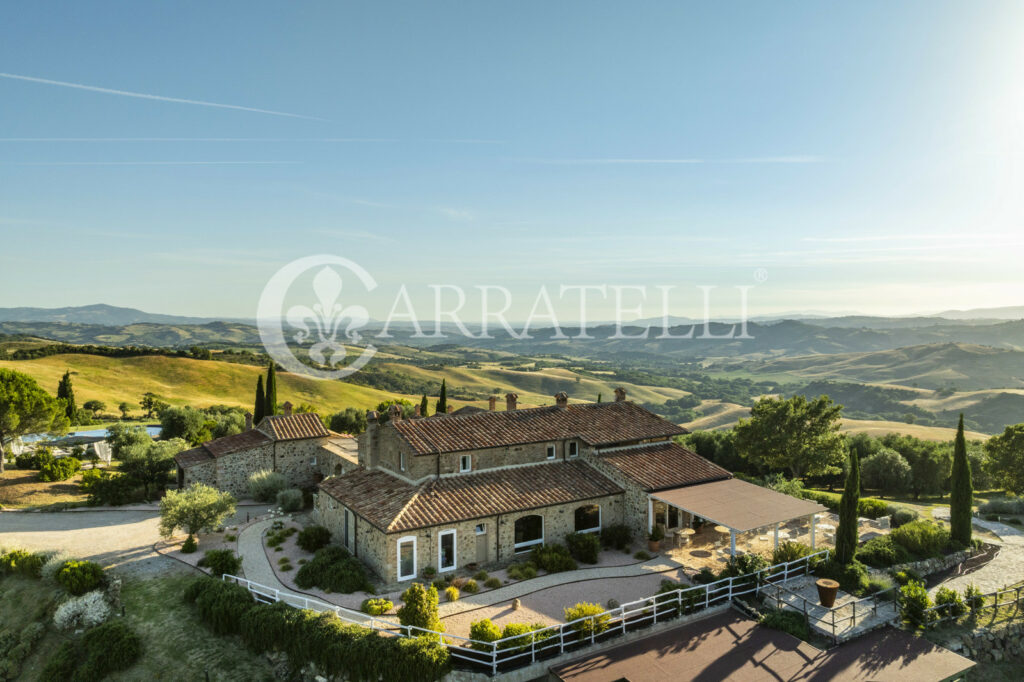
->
286 267 369 368
258 255 377 379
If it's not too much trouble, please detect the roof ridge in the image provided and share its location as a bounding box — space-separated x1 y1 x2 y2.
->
387 480 428 532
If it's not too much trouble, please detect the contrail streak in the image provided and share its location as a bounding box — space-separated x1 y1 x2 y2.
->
0 72 328 121
7 160 300 166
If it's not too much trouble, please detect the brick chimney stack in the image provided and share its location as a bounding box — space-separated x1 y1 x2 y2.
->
245 412 253 430
488 396 497 411
555 392 569 408
506 393 518 411
388 403 402 422
282 401 293 416
446 405 454 414
614 387 627 402
414 404 421 418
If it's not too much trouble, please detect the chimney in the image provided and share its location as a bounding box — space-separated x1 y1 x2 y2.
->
245 412 253 430
361 411 379 468
614 387 627 403
414 404 421 418
488 396 497 411
555 392 569 408
282 401 293 416
388 403 402 422
506 393 518 411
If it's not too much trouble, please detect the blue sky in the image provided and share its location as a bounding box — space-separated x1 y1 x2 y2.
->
2 1 1023 321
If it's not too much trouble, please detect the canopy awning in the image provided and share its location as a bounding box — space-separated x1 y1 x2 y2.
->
650 478 827 532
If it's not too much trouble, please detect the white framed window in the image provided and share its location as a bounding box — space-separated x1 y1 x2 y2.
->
311 456 317 466
459 454 472 472
568 442 579 458
474 523 486 535
514 514 544 553
438 529 457 572
400 451 406 471
546 444 556 460
397 536 417 581
574 504 601 534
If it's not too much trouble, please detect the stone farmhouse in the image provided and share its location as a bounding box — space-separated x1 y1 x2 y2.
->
314 389 822 585
174 403 358 497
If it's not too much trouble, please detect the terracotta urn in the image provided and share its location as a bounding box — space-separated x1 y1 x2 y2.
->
816 578 840 608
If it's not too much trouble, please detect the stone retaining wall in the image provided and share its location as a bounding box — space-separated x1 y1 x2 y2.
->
890 547 979 577
945 623 1024 663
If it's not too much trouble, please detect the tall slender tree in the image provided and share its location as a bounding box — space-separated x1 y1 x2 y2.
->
254 376 265 426
950 413 973 547
419 394 428 418
264 363 278 417
835 449 861 565
435 379 448 415
56 370 77 422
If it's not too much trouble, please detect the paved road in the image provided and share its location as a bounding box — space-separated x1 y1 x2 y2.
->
931 507 1024 595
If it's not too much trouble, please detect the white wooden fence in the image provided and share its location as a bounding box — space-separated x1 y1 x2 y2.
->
223 548 829 676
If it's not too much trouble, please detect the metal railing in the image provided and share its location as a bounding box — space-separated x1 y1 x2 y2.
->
224 548 830 676
924 583 1024 626
764 580 898 643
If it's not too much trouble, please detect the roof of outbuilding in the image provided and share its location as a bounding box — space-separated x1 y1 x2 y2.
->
174 446 214 468
595 442 731 492
318 460 623 532
257 412 331 441
390 401 687 455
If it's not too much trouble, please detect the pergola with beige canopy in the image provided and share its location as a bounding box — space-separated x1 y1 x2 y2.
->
648 478 828 557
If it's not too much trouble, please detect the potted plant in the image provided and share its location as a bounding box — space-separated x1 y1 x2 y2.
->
648 525 665 552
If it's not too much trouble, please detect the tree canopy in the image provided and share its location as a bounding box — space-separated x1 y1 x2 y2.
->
159 483 236 541
120 438 189 499
734 395 846 478
56 370 77 422
984 423 1024 494
949 414 973 547
0 369 69 472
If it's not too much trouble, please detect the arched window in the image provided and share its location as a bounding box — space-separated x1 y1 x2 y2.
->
514 514 544 553
574 504 601 533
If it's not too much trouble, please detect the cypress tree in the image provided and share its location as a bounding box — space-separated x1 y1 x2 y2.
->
420 394 428 417
435 379 447 415
56 370 76 421
264 363 278 417
950 413 973 547
254 376 265 426
835 449 861 565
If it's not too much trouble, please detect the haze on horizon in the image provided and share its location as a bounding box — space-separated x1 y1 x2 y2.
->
2 1 1023 321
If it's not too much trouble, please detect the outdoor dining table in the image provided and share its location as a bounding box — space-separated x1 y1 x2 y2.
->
676 527 695 547
713 525 730 548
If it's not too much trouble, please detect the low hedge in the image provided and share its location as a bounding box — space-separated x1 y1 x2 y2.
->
0 549 45 578
759 608 810 641
41 620 141 681
530 544 577 573
600 523 632 550
565 532 600 564
294 546 372 594
56 560 105 595
801 491 895 519
889 520 951 558
187 577 449 681
855 536 911 568
197 549 242 578
814 559 869 596
296 525 332 553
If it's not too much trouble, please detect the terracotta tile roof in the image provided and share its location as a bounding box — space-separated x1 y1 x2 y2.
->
318 461 623 532
391 401 687 456
596 442 731 492
258 413 330 441
203 429 271 456
174 446 213 468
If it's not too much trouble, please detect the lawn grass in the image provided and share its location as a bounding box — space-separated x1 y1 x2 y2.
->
0 468 89 509
8 571 276 681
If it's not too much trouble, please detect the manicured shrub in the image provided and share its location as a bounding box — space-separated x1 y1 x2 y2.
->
445 586 460 602
38 456 81 482
294 546 372 594
633 550 652 560
815 560 869 596
964 584 985 612
84 471 136 506
360 597 393 615
865 576 895 597
531 544 577 573
771 541 813 566
181 534 198 553
506 562 538 581
421 565 437 579
432 578 448 591
565 532 601 564
984 513 999 522
276 487 303 512
497 622 552 652
892 568 922 586
248 469 287 502
56 559 105 595
759 609 810 640
484 577 502 589
858 498 895 520
890 520 951 558
469 618 502 650
41 551 75 583
935 586 966 619
42 620 141 681
900 580 934 628
890 507 919 528
693 567 718 585
198 549 242 577
397 583 444 634
297 525 332 552
979 497 1024 515
856 536 911 568
600 523 632 550
564 602 610 640
719 553 769 578
189 577 255 635
239 600 294 653
0 549 44 578
473 570 489 581
462 579 479 594
53 590 111 631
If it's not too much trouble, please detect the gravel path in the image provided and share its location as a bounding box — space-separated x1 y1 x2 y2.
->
930 507 1024 595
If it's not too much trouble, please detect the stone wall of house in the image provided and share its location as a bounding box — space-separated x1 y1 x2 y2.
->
582 451 651 540
213 444 275 497
314 493 388 582
181 459 217 489
274 438 329 489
